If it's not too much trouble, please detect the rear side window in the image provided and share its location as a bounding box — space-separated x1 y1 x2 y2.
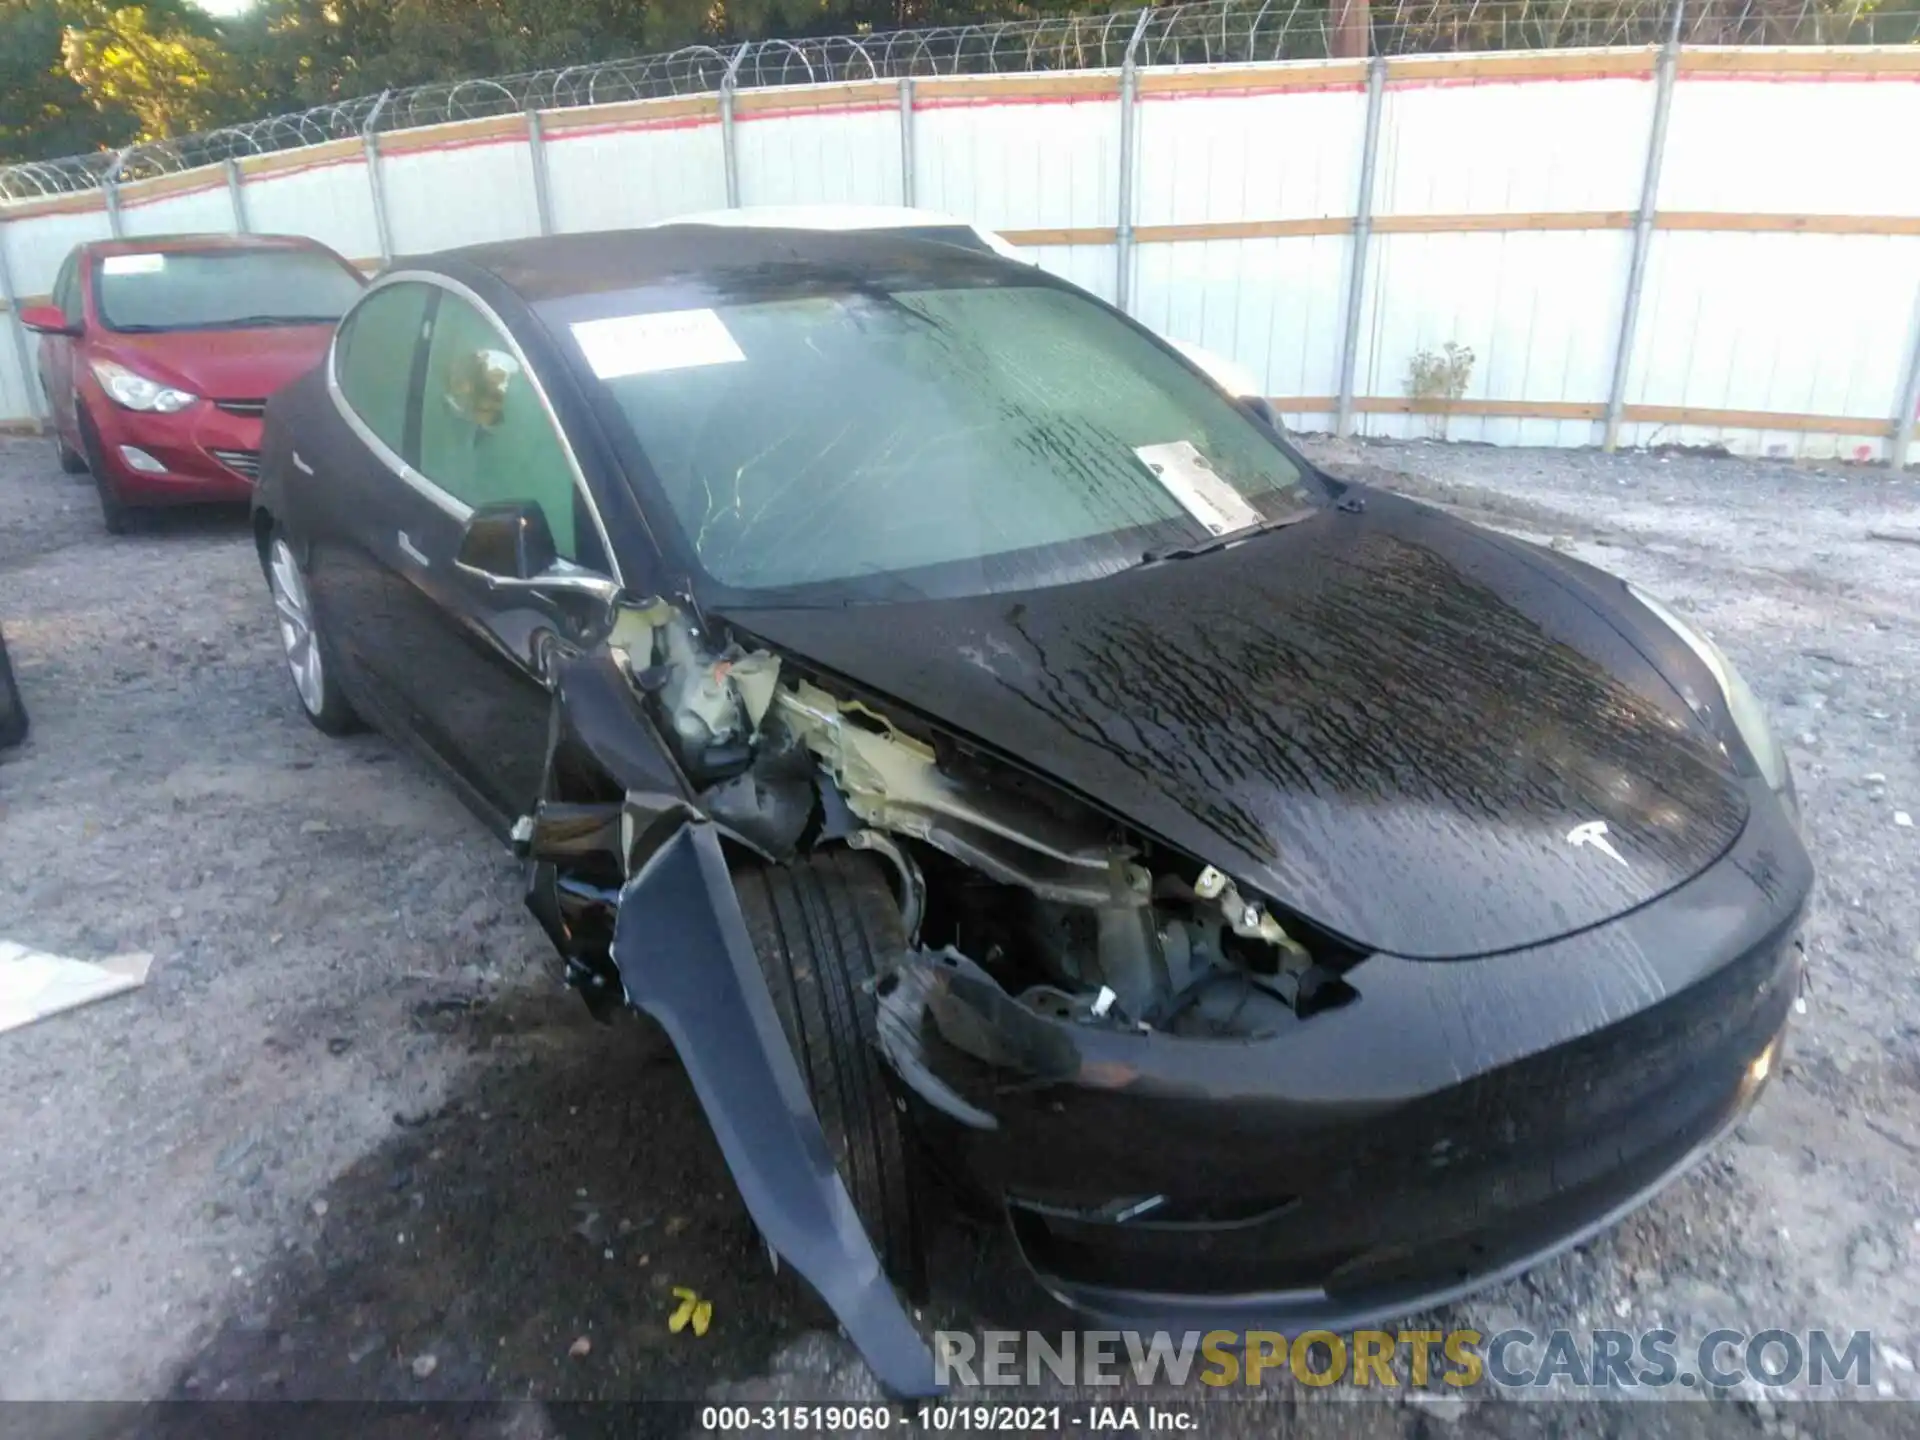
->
53 254 81 325
334 282 433 458
416 293 580 560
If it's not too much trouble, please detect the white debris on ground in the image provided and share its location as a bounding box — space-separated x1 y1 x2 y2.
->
0 939 152 1034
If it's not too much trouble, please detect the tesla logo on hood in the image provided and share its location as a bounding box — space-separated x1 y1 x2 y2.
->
1566 819 1628 867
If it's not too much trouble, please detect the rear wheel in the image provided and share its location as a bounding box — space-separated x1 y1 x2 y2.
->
733 850 924 1294
265 530 362 736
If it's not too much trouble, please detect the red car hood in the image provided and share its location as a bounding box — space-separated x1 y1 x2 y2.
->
99 324 334 401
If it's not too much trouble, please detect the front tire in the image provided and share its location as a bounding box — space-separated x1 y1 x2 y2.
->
75 406 131 534
733 850 924 1295
264 530 361 736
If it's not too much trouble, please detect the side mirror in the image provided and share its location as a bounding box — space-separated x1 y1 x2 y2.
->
454 500 622 606
457 500 556 581
1237 395 1283 431
18 304 78 337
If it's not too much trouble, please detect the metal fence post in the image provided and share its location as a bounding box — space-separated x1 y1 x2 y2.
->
721 45 749 209
0 222 47 425
1114 8 1154 313
102 151 127 238
1603 7 1684 452
527 108 555 236
1893 294 1920 471
898 77 916 207
1336 55 1388 439
225 159 249 234
362 90 394 263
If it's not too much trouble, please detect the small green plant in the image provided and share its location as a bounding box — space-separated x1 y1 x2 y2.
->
1406 341 1476 440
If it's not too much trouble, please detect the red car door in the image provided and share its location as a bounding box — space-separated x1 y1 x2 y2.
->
37 252 83 445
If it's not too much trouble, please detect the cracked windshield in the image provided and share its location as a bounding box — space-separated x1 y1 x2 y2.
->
582 281 1310 598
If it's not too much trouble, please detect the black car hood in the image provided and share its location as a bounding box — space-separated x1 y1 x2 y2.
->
719 492 1749 960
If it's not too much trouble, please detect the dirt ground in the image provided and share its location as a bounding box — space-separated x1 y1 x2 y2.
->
2 431 1918 1438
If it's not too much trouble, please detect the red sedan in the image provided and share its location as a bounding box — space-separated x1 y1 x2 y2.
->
20 234 364 532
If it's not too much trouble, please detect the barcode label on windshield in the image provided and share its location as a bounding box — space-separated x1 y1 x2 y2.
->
1135 441 1263 536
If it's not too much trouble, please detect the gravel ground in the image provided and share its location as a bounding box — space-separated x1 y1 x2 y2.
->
1 432 1918 1438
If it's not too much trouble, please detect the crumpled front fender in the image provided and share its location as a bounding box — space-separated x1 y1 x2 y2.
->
610 822 940 1399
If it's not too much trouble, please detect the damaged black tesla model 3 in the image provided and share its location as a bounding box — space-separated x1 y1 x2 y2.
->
252 227 1810 1396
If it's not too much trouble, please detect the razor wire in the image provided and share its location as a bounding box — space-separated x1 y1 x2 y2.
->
3 0 1915 200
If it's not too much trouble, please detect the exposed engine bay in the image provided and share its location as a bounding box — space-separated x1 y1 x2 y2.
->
543 597 1361 1042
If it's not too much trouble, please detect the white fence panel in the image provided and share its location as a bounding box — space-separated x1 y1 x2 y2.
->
543 113 728 231
1621 229 1920 459
1133 234 1351 409
1357 228 1629 446
1374 73 1652 214
119 176 235 238
383 136 540 253
1660 74 1920 215
1135 81 1368 225
735 101 902 207
238 151 383 263
913 90 1122 232
4 206 110 297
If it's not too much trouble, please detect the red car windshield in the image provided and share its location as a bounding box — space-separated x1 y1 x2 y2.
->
95 249 363 333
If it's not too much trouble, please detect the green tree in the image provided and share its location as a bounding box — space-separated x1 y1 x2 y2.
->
0 0 133 162
59 0 263 140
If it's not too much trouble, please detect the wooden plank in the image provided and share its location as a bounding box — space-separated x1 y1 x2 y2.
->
1621 403 1895 436
0 191 108 221
114 166 229 206
377 113 529 155
1136 217 1352 242
1655 211 1920 235
1139 61 1368 95
1375 211 1632 233
237 137 362 179
537 95 719 135
999 226 1117 247
1387 48 1659 84
1678 46 1920 76
1355 397 1606 420
734 81 898 116
1269 396 1340 413
914 73 1119 103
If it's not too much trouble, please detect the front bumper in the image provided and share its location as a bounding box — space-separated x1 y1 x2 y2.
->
91 399 261 504
891 779 1810 1330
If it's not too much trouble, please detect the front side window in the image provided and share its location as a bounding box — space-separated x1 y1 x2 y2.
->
415 293 580 561
334 281 434 458
562 279 1308 600
95 247 363 333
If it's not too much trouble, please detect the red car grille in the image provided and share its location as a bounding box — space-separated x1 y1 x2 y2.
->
213 399 268 418
209 448 261 480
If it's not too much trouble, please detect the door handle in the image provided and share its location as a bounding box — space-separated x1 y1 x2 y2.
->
397 531 430 567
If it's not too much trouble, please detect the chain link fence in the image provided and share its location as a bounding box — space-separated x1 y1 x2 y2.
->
2 0 1915 200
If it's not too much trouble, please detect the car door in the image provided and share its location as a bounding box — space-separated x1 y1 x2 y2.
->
39 253 82 441
305 278 441 735
394 283 621 826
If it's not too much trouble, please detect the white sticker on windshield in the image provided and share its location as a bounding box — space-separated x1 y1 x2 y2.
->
1134 441 1264 536
101 254 165 276
570 309 744 380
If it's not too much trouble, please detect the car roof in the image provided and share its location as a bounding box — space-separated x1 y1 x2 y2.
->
79 233 334 258
652 203 982 233
430 225 1030 306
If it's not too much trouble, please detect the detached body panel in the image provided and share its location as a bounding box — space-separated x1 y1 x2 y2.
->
610 824 940 1398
